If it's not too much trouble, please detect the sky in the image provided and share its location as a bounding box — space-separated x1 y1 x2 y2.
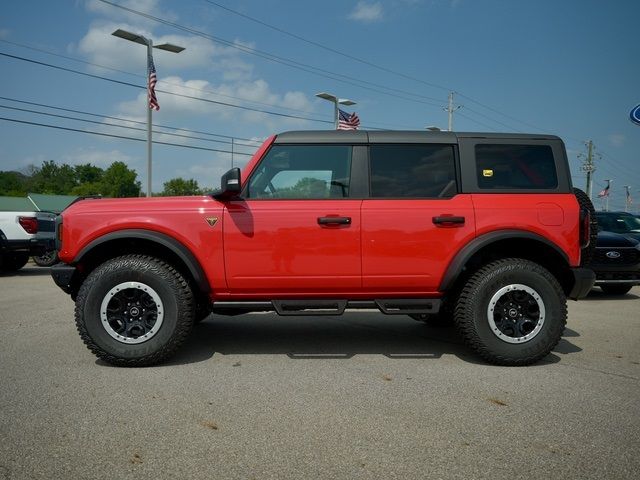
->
1 0 639 209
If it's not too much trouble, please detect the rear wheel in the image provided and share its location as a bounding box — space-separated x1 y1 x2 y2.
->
600 284 633 295
454 258 566 366
33 249 59 267
75 255 195 366
0 252 30 272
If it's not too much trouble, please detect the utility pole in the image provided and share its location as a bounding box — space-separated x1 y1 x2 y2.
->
579 140 597 199
444 92 461 131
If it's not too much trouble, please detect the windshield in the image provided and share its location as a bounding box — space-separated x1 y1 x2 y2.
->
596 213 640 233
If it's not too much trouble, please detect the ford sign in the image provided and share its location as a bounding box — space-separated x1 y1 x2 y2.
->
606 251 621 259
630 104 640 126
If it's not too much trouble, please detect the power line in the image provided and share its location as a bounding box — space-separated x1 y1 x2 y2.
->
203 0 450 94
0 95 262 146
97 0 447 108
0 38 322 119
0 116 253 155
0 51 332 124
0 104 260 150
203 0 543 133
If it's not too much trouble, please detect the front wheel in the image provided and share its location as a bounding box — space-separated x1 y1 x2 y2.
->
454 258 566 366
75 255 195 366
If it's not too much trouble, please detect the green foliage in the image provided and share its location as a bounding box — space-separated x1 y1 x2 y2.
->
0 171 28 197
0 160 145 198
161 177 202 196
100 162 142 198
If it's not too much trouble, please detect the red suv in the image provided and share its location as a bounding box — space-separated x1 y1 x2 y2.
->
51 131 596 366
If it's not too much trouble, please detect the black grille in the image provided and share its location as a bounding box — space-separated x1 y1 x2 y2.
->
593 248 640 265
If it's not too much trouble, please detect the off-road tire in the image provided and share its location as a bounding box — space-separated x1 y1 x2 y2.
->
75 255 194 367
574 187 597 266
0 252 30 272
454 258 566 366
33 250 59 267
600 284 633 296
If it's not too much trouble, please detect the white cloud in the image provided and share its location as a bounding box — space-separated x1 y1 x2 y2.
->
85 0 178 24
348 1 384 23
114 76 313 129
73 22 238 74
608 134 625 148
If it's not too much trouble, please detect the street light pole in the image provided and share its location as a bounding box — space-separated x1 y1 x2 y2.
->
112 29 184 197
315 92 356 129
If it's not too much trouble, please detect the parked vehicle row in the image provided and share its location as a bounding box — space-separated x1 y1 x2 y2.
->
0 209 56 272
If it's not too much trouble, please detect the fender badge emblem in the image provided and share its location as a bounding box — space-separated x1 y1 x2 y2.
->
205 217 218 227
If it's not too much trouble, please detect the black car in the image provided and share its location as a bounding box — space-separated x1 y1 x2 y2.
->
590 212 640 295
595 211 640 241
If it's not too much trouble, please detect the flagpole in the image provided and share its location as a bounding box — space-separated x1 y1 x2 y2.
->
146 39 153 198
111 29 184 197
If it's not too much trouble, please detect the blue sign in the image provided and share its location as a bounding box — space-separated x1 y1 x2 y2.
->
630 104 640 125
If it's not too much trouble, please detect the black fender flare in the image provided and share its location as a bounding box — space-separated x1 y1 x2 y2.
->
439 230 569 292
75 229 210 293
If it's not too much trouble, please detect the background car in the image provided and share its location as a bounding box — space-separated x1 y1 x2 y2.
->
591 212 640 295
595 211 640 241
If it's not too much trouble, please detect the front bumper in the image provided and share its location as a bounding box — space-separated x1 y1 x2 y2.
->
569 267 596 300
51 263 78 295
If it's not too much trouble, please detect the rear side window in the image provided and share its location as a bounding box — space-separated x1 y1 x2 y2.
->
475 144 558 189
369 144 457 198
247 145 352 199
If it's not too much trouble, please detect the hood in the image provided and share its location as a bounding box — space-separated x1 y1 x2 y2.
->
596 231 640 248
63 195 225 215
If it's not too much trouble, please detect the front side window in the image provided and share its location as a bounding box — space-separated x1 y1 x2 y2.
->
475 144 558 190
369 144 457 198
247 145 352 199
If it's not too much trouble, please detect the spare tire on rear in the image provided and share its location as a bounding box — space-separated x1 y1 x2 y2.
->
573 188 597 266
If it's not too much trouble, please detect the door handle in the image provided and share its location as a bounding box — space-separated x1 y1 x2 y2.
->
318 216 351 225
432 215 465 226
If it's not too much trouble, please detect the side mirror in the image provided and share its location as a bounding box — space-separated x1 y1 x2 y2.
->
213 167 242 199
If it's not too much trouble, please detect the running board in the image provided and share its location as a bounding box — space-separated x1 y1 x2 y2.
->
212 298 441 316
375 299 441 315
272 299 347 316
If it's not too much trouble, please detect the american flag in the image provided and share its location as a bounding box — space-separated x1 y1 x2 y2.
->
148 49 159 111
337 108 360 130
627 187 633 205
597 183 610 197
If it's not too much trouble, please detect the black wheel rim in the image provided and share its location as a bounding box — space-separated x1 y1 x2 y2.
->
100 282 164 344
487 284 545 344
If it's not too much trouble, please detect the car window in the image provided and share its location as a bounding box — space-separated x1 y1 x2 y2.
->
475 144 558 190
369 144 457 198
247 145 352 199
596 214 640 233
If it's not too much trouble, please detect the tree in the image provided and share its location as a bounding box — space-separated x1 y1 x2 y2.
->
74 164 104 184
100 162 141 198
0 171 28 196
29 160 77 194
161 177 202 196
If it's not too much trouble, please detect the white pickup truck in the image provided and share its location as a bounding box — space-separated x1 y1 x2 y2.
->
0 201 56 271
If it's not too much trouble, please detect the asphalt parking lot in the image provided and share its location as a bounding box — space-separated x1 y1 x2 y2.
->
1 266 639 480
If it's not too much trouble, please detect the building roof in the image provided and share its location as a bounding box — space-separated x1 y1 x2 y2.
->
0 196 36 212
28 193 77 213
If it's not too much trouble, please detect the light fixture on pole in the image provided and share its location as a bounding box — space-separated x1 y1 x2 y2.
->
315 92 356 129
112 29 185 197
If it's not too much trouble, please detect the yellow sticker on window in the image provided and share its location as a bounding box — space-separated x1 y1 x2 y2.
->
482 169 494 177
